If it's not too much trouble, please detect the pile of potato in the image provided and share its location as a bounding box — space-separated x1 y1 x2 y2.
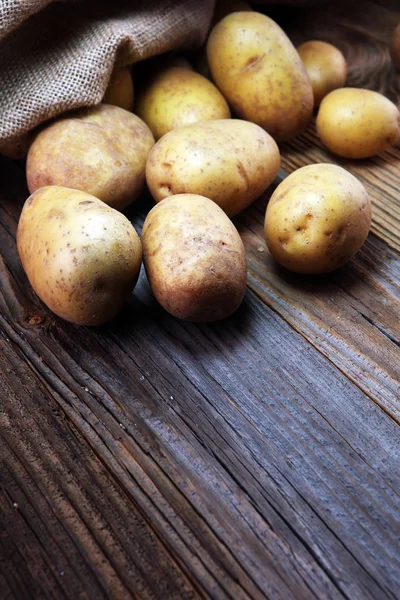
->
9 4 400 326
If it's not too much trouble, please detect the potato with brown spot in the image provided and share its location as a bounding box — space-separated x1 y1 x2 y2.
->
27 104 154 211
317 88 400 159
146 119 280 217
103 66 134 111
17 186 142 325
142 194 247 321
264 164 371 274
135 67 230 140
297 40 347 107
206 11 313 141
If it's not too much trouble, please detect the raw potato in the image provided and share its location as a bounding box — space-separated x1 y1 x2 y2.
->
317 88 400 158
135 67 230 140
142 194 247 321
207 12 313 141
146 119 280 217
390 24 400 70
264 164 371 274
17 186 142 326
27 104 154 211
297 40 347 107
103 66 134 111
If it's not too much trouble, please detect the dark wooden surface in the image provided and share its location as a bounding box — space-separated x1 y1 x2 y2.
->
1 2 400 599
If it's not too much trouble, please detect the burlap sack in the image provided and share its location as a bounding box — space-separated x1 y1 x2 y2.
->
0 0 215 144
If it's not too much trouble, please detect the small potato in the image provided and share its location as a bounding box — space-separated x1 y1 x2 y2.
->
207 12 313 141
146 119 280 217
142 194 247 321
264 164 371 274
135 67 230 140
27 104 154 211
103 66 134 111
297 40 347 107
390 23 400 71
316 88 399 158
0 132 33 160
17 186 142 326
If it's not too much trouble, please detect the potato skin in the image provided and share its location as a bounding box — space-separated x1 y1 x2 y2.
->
146 119 280 217
17 186 142 325
264 164 371 274
142 194 247 321
103 66 134 111
316 88 399 158
206 12 313 141
297 40 347 107
26 104 154 211
135 67 230 140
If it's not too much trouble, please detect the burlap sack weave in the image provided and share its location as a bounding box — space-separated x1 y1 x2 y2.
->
0 0 215 144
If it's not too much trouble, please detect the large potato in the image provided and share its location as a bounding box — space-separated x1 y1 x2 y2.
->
146 119 280 217
264 164 371 274
135 67 230 140
142 194 247 321
103 66 134 111
316 88 399 158
17 186 142 326
297 40 347 107
206 12 313 141
27 104 154 211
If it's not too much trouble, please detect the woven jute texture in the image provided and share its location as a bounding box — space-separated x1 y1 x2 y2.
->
0 0 215 144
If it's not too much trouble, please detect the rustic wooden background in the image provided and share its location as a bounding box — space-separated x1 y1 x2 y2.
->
1 1 399 599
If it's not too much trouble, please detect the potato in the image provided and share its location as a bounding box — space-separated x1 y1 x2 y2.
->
317 88 399 159
142 194 247 321
264 164 371 274
103 66 134 111
17 186 142 326
146 119 280 217
206 12 313 141
390 23 400 70
0 132 32 160
297 40 347 107
27 104 154 211
135 67 230 140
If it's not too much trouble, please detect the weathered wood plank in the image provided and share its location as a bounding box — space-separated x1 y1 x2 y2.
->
1 157 399 599
238 176 400 422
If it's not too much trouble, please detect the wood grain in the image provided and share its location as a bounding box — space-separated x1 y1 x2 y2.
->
1 2 400 599
1 155 399 599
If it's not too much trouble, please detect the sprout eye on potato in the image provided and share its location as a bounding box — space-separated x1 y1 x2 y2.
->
264 164 371 274
135 66 230 140
17 186 142 326
316 88 400 158
206 11 314 141
26 104 154 212
297 40 347 107
142 194 247 322
146 119 280 217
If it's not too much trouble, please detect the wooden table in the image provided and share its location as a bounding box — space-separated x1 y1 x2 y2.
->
1 2 399 598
